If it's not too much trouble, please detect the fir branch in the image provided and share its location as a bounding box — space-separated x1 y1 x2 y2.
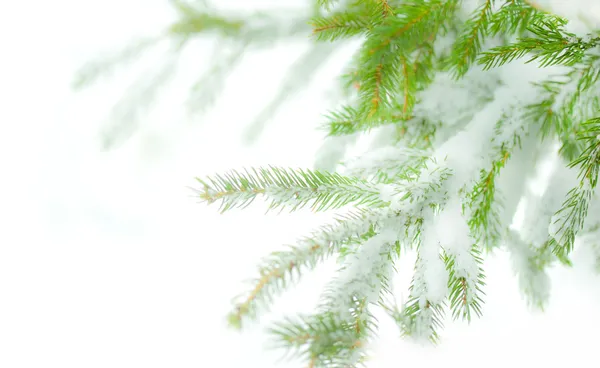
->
506 230 552 310
243 42 336 143
397 217 448 344
195 166 386 213
488 0 547 37
444 244 486 321
171 0 600 362
549 117 600 258
526 55 600 159
359 43 405 120
450 0 494 78
227 208 388 328
268 312 368 367
397 295 445 344
467 152 508 248
322 104 362 136
168 7 245 37
524 79 563 139
310 11 370 41
467 110 528 248
380 292 445 344
356 0 458 120
561 55 600 126
342 146 430 183
479 19 600 70
367 0 456 55
185 41 247 115
99 52 181 150
320 229 398 318
376 0 394 18
72 36 161 90
322 104 407 136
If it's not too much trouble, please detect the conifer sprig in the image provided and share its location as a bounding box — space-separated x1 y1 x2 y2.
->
450 0 494 78
550 117 600 258
268 312 369 367
445 245 486 321
488 0 547 37
186 1 600 364
310 11 371 41
479 18 600 69
355 0 457 120
398 293 446 343
506 230 553 309
79 0 600 365
342 146 430 183
195 166 386 213
228 208 388 328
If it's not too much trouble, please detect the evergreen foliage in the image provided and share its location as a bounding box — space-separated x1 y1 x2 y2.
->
78 0 600 366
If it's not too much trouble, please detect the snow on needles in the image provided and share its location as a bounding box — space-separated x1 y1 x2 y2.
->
331 226 399 319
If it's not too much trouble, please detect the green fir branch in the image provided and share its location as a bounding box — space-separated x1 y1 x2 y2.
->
342 146 430 183
398 295 445 344
467 153 507 248
488 0 547 37
467 111 528 248
228 208 385 328
444 245 486 321
550 117 600 258
524 79 563 139
80 0 600 364
479 18 600 70
310 11 371 41
450 0 494 78
268 311 368 367
355 0 458 120
322 104 408 136
195 166 386 213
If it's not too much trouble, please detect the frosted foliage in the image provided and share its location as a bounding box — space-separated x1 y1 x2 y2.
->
521 161 579 247
517 262 551 309
187 1 600 363
410 164 450 206
433 98 495 180
332 228 398 318
430 81 539 193
546 165 583 240
417 217 449 305
413 307 435 343
507 231 551 308
520 197 551 249
345 146 428 181
434 199 478 278
494 134 540 227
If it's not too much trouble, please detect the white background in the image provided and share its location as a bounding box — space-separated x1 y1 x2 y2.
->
1 1 600 367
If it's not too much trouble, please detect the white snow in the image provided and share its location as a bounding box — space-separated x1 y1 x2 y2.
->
417 215 449 305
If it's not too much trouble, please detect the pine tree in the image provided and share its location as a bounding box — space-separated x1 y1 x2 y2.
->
77 0 600 366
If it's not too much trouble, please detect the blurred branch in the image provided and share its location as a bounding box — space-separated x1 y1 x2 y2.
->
75 0 343 150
